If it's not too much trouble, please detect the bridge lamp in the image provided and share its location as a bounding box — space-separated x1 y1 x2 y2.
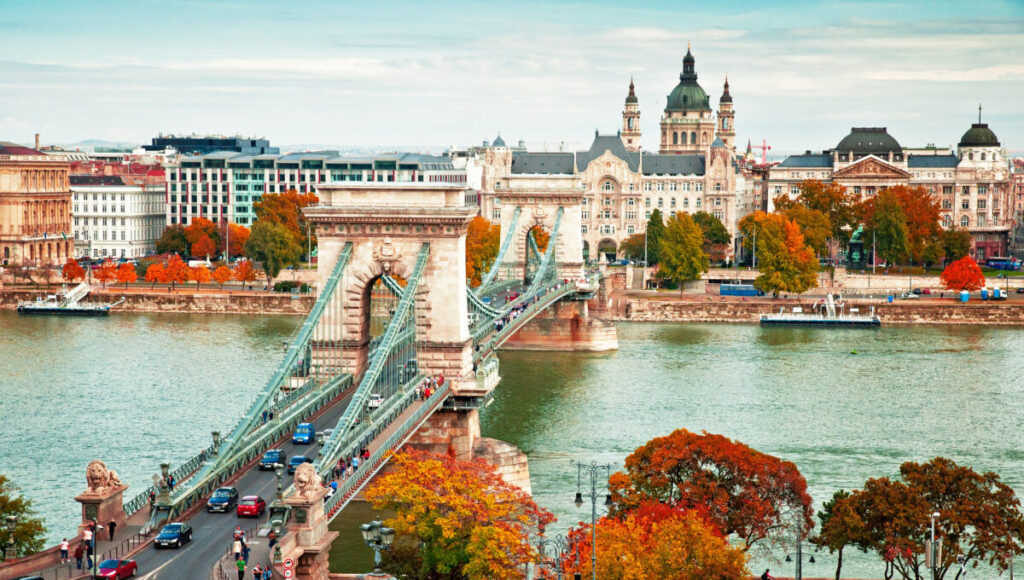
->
361 520 395 577
4 515 17 561
274 463 285 501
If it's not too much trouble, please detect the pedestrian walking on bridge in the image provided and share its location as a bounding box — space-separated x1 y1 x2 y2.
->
235 557 246 580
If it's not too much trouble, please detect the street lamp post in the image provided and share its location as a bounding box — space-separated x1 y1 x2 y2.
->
4 515 17 561
537 532 573 580
90 522 104 578
931 511 940 580
360 520 396 577
275 463 285 503
570 460 613 580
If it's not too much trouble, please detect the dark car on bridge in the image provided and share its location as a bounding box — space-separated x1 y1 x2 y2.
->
237 495 267 518
154 522 192 549
287 455 313 474
96 559 138 579
206 487 239 512
292 422 315 444
259 449 286 470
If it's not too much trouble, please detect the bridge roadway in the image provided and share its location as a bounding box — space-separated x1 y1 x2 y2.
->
131 389 357 579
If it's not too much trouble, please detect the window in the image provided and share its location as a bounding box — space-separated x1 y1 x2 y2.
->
715 198 722 206
645 198 651 207
601 180 615 192
695 183 703 192
981 153 987 161
943 216 953 228
690 132 696 144
790 186 800 195
978 199 987 210
683 198 689 208
582 211 590 220
656 183 664 192
121 231 126 240
670 198 676 207
942 200 952 210
943 185 953 195
962 199 970 209
979 185 988 195
492 209 501 220
961 215 969 227
643 182 652 192
627 198 635 206
670 182 677 191
626 225 635 234
714 183 723 192
603 197 612 206
657 198 664 207
73 217 79 225
581 225 588 234
773 186 782 195
626 210 637 220
696 198 702 207
645 210 651 219
978 214 987 227
962 186 970 195
713 210 725 221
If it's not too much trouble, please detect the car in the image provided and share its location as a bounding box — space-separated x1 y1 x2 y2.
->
259 449 286 471
901 292 919 299
154 522 192 549
96 559 138 579
206 487 239 512
321 428 334 441
292 422 315 444
237 495 267 518
367 394 384 409
1017 287 1024 294
287 455 313 475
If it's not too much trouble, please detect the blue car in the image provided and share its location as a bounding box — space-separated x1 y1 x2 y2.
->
206 487 238 512
154 522 192 549
292 423 315 444
287 455 313 475
260 449 286 471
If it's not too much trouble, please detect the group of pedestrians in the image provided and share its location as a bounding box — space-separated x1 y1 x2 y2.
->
415 375 443 400
60 519 107 570
231 526 272 579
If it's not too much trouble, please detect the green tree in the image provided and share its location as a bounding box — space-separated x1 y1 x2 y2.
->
692 211 732 261
644 209 665 265
812 490 868 580
244 221 302 283
941 228 972 264
0 475 47 557
156 225 190 257
863 190 910 268
657 212 708 295
782 205 832 257
619 233 646 262
739 212 818 296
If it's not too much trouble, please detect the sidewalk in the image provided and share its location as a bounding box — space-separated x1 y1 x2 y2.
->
216 525 274 580
28 514 149 580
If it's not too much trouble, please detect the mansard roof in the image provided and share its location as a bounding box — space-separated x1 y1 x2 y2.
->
907 154 960 168
575 133 640 172
510 152 575 174
778 153 834 168
641 154 705 175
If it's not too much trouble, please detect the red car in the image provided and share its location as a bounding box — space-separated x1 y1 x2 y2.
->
96 559 138 578
236 495 266 517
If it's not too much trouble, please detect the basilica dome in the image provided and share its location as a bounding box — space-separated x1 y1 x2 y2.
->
958 123 1000 147
665 48 711 112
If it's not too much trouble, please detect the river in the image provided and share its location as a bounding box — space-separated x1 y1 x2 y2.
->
3 312 1023 577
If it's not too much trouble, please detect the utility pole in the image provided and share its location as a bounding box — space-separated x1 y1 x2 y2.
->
872 230 877 275
752 226 757 269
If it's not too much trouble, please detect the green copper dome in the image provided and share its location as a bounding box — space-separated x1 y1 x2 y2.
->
958 123 1000 147
665 48 711 112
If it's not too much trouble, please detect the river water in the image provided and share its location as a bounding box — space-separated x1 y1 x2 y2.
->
3 312 1023 577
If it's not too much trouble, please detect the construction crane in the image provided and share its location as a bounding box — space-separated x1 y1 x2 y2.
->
753 139 772 165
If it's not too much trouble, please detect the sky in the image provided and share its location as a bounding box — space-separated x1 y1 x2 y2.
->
1 0 1022 155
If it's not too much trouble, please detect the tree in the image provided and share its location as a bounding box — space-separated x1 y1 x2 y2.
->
777 180 859 250
94 259 117 288
812 490 868 580
559 502 749 580
191 234 215 260
941 229 972 263
115 262 137 289
162 254 189 290
644 209 666 265
692 211 732 262
212 265 233 289
223 223 251 258
233 260 258 285
841 458 1024 580
244 221 302 283
782 205 832 257
739 212 818 296
253 189 319 256
619 233 647 263
608 428 813 551
184 217 220 249
365 450 555 580
922 241 945 270
156 225 189 257
861 190 910 267
144 262 165 289
188 266 211 289
465 217 500 287
0 475 46 557
657 212 708 295
889 185 942 264
61 259 85 282
940 256 985 292
528 224 550 254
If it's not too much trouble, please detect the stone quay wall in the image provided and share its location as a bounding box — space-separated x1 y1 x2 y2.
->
611 292 1024 326
0 288 314 315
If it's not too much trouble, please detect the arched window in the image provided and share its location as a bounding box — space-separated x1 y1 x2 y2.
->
601 180 616 192
969 152 974 160
702 132 708 143
943 216 952 228
714 183 723 192
673 132 679 145
690 132 696 144
981 152 987 161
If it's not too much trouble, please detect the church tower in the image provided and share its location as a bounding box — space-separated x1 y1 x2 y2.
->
621 77 641 152
659 45 715 154
716 76 735 151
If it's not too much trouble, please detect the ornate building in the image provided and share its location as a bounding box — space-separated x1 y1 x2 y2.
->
0 141 73 267
477 47 743 261
768 119 1013 260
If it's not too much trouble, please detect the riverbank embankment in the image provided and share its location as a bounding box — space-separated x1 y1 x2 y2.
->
0 287 313 315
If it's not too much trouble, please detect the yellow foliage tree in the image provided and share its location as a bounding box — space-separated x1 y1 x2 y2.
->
212 265 233 289
465 217 501 287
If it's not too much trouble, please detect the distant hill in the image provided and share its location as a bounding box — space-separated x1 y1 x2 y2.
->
63 139 141 151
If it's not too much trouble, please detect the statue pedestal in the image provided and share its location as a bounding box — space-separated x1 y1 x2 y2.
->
75 484 128 539
284 488 338 580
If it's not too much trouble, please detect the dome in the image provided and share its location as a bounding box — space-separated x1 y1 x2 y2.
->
665 47 711 112
836 127 902 156
959 123 1000 147
492 134 506 147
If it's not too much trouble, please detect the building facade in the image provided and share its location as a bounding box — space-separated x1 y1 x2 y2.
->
768 122 1013 260
143 134 279 156
0 142 73 266
478 48 743 261
70 162 166 259
165 152 466 226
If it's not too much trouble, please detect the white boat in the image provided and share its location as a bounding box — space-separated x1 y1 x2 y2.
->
760 294 881 327
17 283 124 316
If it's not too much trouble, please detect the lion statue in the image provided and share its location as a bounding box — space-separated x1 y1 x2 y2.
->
294 462 322 499
85 460 122 494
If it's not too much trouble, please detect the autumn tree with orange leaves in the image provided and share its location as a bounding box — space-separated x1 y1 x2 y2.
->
94 259 117 288
192 235 215 259
212 265 233 289
609 428 813 552
552 501 748 580
187 265 211 289
184 217 220 250
739 211 818 296
62 259 85 282
222 223 250 258
940 256 985 292
465 217 500 287
163 254 189 290
115 262 137 289
528 224 550 254
365 450 554 580
253 189 319 257
144 262 165 289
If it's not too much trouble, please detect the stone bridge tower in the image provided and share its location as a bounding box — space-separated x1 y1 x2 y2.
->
494 189 586 281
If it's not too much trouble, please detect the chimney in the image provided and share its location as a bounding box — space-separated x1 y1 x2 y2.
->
35 133 40 150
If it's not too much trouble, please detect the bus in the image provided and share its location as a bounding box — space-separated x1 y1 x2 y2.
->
985 257 1021 271
720 284 764 297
